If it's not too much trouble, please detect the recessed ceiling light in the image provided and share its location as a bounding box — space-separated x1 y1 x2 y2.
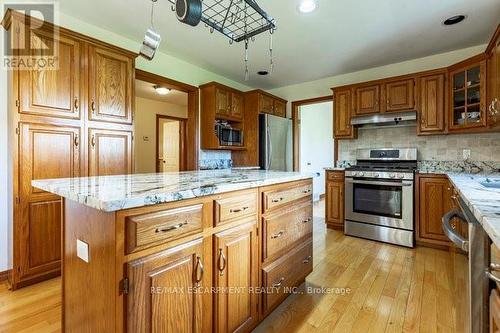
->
443 15 466 26
298 0 317 14
154 85 171 95
257 70 269 76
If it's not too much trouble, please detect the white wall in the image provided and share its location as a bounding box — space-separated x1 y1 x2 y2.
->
299 102 334 201
135 97 188 174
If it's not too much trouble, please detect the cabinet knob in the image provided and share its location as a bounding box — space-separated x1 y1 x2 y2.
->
91 100 96 113
74 97 79 110
74 134 79 147
91 135 96 148
194 256 203 287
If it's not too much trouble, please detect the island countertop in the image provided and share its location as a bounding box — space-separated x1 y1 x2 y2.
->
32 170 313 212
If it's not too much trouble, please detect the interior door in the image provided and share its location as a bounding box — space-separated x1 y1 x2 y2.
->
127 238 206 333
17 122 80 281
214 221 259 333
418 73 446 133
160 120 180 172
88 45 133 124
384 79 415 112
18 29 81 119
88 128 132 176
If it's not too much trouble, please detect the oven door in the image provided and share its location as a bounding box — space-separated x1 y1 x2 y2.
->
345 177 413 230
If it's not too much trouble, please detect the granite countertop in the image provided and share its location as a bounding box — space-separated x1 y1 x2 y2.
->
447 173 500 248
32 170 313 212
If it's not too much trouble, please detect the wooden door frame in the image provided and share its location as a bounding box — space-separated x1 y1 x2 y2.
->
135 69 199 170
291 95 336 171
156 115 187 172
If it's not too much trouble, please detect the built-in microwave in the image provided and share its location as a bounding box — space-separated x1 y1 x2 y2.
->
215 122 243 146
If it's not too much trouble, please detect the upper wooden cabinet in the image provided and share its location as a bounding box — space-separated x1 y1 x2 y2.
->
88 45 134 124
127 238 209 333
231 91 244 119
417 72 447 134
487 25 500 128
448 56 487 131
18 29 82 119
249 90 288 118
259 93 275 114
333 88 356 139
88 128 133 176
274 99 287 117
354 84 380 115
215 87 231 117
383 78 415 112
214 221 259 333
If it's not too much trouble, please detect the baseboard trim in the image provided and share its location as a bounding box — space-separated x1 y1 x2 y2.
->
0 269 11 282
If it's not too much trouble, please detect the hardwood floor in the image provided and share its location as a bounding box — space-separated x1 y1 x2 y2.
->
0 200 456 333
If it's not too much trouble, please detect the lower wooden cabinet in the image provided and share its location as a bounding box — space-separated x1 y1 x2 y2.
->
491 289 500 333
325 170 345 230
416 174 453 247
127 238 209 333
214 220 259 333
88 128 133 176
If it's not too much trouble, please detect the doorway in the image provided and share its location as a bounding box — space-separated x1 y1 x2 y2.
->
156 115 186 172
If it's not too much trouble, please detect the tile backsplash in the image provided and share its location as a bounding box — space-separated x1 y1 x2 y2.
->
338 126 500 161
199 150 232 170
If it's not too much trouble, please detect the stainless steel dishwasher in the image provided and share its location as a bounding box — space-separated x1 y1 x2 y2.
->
442 197 489 333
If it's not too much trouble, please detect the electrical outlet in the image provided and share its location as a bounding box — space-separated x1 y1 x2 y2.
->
462 149 471 160
77 239 89 263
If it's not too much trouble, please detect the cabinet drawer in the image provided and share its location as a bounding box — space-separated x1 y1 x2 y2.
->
262 239 313 315
263 182 312 212
262 200 313 262
126 204 203 253
214 191 258 226
327 171 345 181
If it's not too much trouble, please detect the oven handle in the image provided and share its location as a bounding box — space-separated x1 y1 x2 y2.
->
441 209 469 252
345 178 413 187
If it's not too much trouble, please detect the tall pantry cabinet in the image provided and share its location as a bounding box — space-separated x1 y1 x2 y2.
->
3 10 136 289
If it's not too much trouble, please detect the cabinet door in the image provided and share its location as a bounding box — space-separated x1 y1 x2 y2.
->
127 238 207 333
384 79 415 112
216 87 231 116
274 100 286 118
355 85 380 115
88 45 133 124
18 29 81 119
326 180 344 228
17 122 80 281
259 94 274 114
334 89 353 138
418 74 446 134
88 128 132 176
418 176 452 245
214 221 259 333
488 37 500 127
231 92 244 120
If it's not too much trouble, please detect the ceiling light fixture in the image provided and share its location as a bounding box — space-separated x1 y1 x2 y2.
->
154 86 171 95
298 0 317 14
443 15 466 26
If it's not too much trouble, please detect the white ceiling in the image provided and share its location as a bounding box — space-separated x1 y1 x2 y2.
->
135 79 188 106
60 0 500 89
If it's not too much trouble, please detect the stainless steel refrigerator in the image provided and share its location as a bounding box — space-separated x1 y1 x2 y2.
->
259 114 293 171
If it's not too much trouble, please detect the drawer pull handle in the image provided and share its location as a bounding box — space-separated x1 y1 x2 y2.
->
194 256 203 287
230 206 249 213
155 221 188 233
271 231 285 239
303 256 312 264
302 189 311 194
303 217 312 224
218 249 226 276
272 277 285 288
486 270 500 284
272 197 284 203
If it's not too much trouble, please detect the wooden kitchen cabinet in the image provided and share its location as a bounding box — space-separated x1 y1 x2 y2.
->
333 88 356 139
247 90 288 117
491 289 500 333
231 91 245 120
18 29 82 120
88 128 133 176
355 84 380 115
383 78 415 112
216 87 231 117
88 44 134 124
127 238 209 333
214 220 259 333
274 99 287 117
325 171 345 230
417 72 447 134
416 174 453 247
259 93 275 115
15 122 81 286
487 25 500 128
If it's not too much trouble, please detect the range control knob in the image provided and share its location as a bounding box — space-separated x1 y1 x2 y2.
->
359 172 365 177
373 173 380 178
389 173 396 179
351 172 358 177
398 174 405 179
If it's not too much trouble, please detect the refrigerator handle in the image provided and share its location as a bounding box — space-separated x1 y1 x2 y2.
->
266 125 272 170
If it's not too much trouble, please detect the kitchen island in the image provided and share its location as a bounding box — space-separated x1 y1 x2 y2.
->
33 170 314 333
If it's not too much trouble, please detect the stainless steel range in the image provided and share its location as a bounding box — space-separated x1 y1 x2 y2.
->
344 148 417 248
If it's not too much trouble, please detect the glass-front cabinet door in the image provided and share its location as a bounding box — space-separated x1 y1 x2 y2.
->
449 61 487 130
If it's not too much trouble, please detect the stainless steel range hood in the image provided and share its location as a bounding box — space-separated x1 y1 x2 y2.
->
351 111 417 127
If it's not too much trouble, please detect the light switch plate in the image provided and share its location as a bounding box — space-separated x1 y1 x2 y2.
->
76 239 89 263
